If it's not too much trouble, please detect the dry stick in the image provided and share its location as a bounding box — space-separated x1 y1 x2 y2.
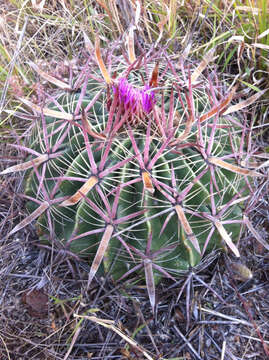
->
0 17 28 115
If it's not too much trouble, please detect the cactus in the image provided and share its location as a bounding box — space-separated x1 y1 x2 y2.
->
2 44 263 310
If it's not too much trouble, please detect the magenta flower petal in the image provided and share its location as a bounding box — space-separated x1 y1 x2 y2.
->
116 77 155 116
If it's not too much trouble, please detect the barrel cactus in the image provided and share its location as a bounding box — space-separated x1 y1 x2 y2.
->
2 42 263 309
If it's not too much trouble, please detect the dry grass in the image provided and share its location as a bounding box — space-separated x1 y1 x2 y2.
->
0 1 269 359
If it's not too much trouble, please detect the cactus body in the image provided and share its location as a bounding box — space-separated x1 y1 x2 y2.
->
2 55 259 307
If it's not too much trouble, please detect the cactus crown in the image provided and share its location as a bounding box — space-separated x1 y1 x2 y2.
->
2 43 262 310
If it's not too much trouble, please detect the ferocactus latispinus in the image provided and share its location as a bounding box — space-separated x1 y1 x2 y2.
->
1 37 264 311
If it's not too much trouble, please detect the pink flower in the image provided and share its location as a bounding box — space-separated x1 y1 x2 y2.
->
115 77 155 115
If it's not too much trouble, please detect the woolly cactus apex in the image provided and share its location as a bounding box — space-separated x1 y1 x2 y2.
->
2 46 265 311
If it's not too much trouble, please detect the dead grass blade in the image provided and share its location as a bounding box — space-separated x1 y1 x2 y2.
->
156 11 169 45
208 157 264 177
251 43 269 50
18 98 73 120
244 215 269 251
63 327 81 360
235 5 259 15
9 201 49 236
0 154 49 174
0 333 11 360
127 26 136 63
95 36 112 84
31 0 46 12
257 29 269 39
214 220 240 258
223 89 267 115
134 0 141 27
74 313 154 360
200 86 237 123
191 47 216 84
173 325 202 360
169 110 193 145
83 31 94 52
0 16 28 115
200 307 252 326
95 0 114 24
29 61 72 90
217 196 250 210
